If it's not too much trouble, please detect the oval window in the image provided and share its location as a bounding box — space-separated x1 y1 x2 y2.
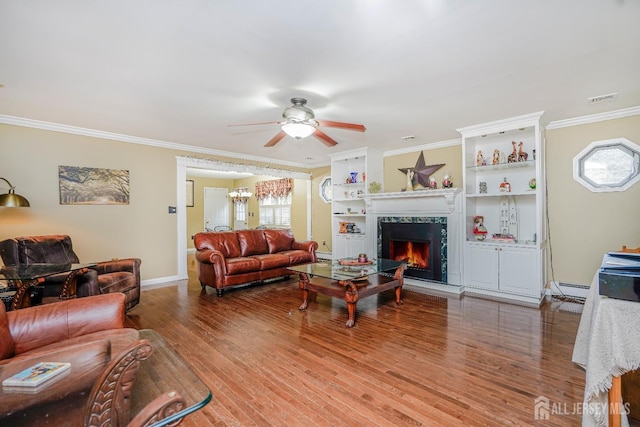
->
573 138 640 192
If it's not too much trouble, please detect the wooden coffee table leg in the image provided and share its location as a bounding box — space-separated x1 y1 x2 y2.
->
9 277 44 310
343 281 359 328
393 264 406 306
298 273 310 311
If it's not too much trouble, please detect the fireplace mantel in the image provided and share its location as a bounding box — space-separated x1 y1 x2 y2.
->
362 187 463 292
361 188 461 213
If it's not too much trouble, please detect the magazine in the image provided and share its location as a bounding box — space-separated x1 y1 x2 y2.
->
2 362 71 388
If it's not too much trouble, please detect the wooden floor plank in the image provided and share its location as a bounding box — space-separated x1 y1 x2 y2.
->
125 256 590 426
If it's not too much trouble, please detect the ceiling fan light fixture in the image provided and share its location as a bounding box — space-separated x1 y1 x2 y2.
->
282 122 316 139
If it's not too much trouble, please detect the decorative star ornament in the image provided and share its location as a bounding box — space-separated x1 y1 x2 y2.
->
398 152 445 188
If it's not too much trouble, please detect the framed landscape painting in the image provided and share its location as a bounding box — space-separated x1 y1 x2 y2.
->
59 166 130 205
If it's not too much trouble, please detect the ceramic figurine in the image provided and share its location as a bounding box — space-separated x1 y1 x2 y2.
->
405 170 414 191
492 149 501 165
442 173 453 188
518 142 528 161
507 141 518 163
428 176 437 189
476 150 485 166
499 177 511 192
473 216 488 241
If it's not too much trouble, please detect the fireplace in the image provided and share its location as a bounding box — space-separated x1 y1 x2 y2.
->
378 217 447 282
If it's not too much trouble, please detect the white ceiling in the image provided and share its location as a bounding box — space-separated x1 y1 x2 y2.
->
1 1 639 168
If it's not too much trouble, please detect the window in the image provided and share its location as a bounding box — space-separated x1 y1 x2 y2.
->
573 138 640 192
259 193 291 227
234 201 247 222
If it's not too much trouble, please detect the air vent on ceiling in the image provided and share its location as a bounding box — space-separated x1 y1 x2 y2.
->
588 92 618 104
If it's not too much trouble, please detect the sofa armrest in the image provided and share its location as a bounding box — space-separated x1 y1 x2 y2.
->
195 249 228 289
195 249 226 269
0 339 112 415
7 293 126 355
93 258 141 276
292 240 318 253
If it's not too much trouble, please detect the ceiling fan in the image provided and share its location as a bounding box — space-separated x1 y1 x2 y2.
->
229 97 366 147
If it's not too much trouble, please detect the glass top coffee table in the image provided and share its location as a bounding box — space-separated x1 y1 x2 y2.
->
288 258 407 327
0 263 97 310
0 329 212 426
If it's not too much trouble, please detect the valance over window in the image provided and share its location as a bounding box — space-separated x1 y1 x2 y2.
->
254 178 293 200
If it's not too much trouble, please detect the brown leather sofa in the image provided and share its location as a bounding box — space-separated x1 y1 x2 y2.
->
194 229 317 296
0 235 141 310
0 293 140 418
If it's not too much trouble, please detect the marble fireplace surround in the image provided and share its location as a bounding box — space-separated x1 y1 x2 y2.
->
362 189 463 293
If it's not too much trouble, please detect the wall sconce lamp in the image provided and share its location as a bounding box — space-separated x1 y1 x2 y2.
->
0 177 30 207
229 187 252 204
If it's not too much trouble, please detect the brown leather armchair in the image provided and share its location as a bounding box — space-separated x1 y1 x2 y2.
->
0 293 141 419
0 235 141 310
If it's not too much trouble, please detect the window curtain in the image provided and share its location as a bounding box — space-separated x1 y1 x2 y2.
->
254 178 293 200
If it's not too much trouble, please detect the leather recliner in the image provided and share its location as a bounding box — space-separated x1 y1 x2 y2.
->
0 235 141 310
0 293 141 418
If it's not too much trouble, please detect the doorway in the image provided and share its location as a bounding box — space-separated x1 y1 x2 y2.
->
204 187 230 231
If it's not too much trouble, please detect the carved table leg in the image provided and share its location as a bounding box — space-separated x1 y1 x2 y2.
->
128 390 186 427
393 264 406 306
298 272 310 311
59 267 88 300
9 277 44 310
340 280 359 328
84 339 154 427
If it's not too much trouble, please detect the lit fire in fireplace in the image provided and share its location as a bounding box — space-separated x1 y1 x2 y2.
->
389 240 429 269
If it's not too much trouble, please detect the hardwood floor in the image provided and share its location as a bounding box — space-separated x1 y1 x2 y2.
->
125 256 587 426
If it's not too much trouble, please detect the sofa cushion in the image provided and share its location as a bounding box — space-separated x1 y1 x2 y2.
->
237 230 269 256
195 231 242 258
0 304 15 360
225 257 261 275
98 271 137 293
250 253 291 270
263 229 294 254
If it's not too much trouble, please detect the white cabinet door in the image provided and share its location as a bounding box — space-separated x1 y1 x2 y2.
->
334 234 367 260
498 246 539 297
464 243 499 291
349 234 368 258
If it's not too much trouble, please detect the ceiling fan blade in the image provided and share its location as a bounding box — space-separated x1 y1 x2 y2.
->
264 130 287 147
313 129 338 147
228 121 281 127
316 120 366 132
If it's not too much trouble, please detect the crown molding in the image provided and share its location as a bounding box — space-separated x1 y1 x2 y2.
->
177 156 311 180
546 106 640 130
0 114 316 169
383 138 461 157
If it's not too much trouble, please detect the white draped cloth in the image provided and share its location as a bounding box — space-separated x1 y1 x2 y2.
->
572 273 640 426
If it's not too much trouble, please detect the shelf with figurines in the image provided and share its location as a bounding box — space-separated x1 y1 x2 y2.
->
468 141 536 171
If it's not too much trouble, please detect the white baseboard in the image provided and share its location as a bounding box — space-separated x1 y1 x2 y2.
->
316 251 332 260
548 281 589 299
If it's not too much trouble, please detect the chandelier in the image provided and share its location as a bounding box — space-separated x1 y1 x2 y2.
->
229 187 252 204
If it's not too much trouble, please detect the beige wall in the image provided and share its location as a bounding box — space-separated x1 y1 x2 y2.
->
545 115 640 285
0 124 179 280
0 124 315 282
384 146 462 193
310 166 332 252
